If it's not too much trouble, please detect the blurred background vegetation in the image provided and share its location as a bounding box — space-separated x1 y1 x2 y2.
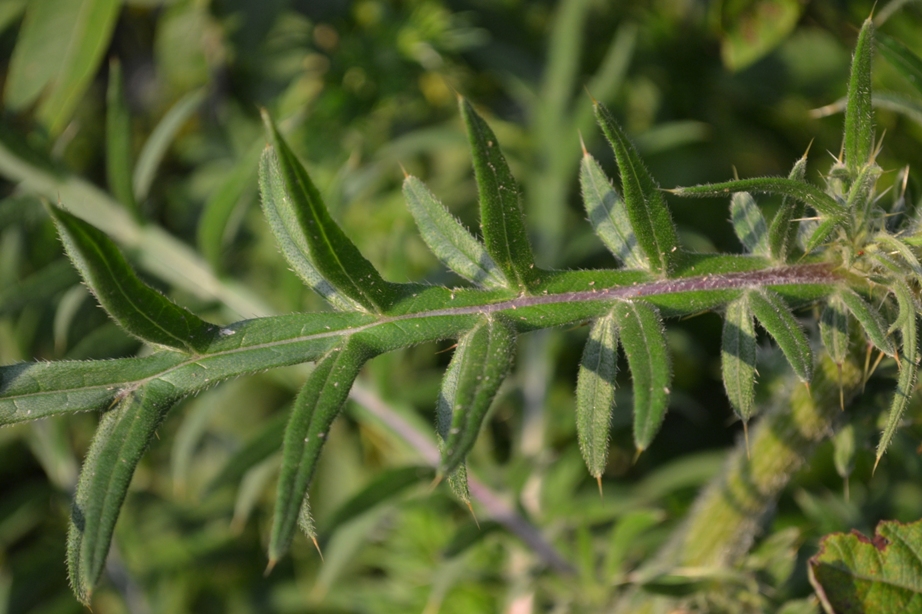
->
1 0 922 612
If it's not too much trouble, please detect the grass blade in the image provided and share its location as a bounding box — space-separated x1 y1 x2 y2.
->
876 281 918 469
594 103 678 275
580 152 648 269
67 379 178 605
403 175 508 290
613 300 671 452
844 18 875 173
460 99 538 290
749 289 813 382
839 288 894 356
261 111 399 313
729 192 769 256
132 88 206 202
49 207 216 353
576 311 619 478
670 177 843 218
722 295 757 423
768 154 808 262
105 59 138 218
269 340 370 564
440 318 515 475
876 31 922 97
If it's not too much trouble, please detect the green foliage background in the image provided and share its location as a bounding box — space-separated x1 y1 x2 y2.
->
1 0 922 612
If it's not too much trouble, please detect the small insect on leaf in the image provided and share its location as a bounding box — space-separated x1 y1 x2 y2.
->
749 289 812 382
576 311 620 478
594 102 678 275
440 318 515 475
729 192 769 257
459 99 538 290
579 153 649 270
403 175 508 290
49 206 216 354
67 379 178 605
612 300 671 452
269 339 370 564
722 295 757 424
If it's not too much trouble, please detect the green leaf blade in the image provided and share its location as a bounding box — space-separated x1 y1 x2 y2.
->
105 59 138 217
269 340 370 563
49 207 216 353
459 99 538 290
594 103 678 275
440 318 515 475
768 154 808 262
749 289 813 382
613 300 671 451
729 192 769 256
876 31 922 97
67 379 178 605
820 297 850 367
403 175 508 290
839 288 894 356
844 18 876 173
261 112 398 312
576 311 619 478
671 177 843 218
876 282 918 467
722 295 757 423
579 153 648 270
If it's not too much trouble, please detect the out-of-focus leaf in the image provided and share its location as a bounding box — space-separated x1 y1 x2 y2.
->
876 31 922 97
206 412 286 495
0 259 77 317
443 520 502 558
809 518 922 613
844 18 875 174
720 0 805 71
820 296 849 367
106 59 138 217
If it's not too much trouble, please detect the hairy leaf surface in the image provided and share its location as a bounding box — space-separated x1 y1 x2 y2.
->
839 288 894 356
845 18 875 173
722 295 757 423
729 192 769 256
671 177 842 218
576 311 619 477
749 289 812 382
876 282 918 466
768 154 808 262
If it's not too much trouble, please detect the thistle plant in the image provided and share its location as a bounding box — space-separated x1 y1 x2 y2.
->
1 16 920 607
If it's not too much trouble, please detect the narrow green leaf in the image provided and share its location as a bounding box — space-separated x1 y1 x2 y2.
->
839 288 894 356
768 154 808 262
441 318 515 475
594 103 678 274
205 413 287 494
49 207 216 353
576 311 619 478
403 175 508 290
722 295 757 423
261 111 399 312
459 99 538 289
833 423 856 480
105 59 138 217
820 296 850 367
579 153 648 269
729 192 769 256
876 31 922 97
259 147 365 311
749 289 813 382
803 217 841 254
874 233 922 280
132 88 206 202
872 92 922 128
269 339 370 563
670 177 843 218
612 300 671 451
67 379 178 605
876 282 917 467
436 341 472 503
844 18 875 173
847 162 882 226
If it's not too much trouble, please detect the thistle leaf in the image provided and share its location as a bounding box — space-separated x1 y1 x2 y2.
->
440 318 515 475
259 147 365 311
876 31 922 97
269 340 370 563
876 282 918 468
67 379 178 605
576 311 619 478
49 207 216 354
670 177 843 218
768 154 808 262
105 60 138 217
722 295 757 423
820 296 850 366
261 111 399 313
729 192 769 256
459 99 538 290
749 289 813 382
613 300 671 451
579 153 648 270
839 288 894 356
844 18 875 173
403 175 508 290
594 103 678 275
